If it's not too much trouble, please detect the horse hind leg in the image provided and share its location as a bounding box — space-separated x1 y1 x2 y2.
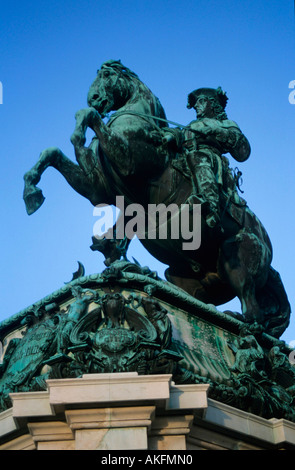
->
220 230 272 325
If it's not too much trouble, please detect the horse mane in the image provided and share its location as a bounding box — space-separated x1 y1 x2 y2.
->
100 60 140 80
101 60 167 127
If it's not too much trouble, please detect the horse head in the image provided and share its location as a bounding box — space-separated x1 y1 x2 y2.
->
87 60 138 118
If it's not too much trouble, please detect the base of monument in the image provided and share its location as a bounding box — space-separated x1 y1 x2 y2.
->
0 372 295 450
1 262 295 446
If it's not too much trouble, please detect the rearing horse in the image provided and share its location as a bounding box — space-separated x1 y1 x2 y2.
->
23 60 290 338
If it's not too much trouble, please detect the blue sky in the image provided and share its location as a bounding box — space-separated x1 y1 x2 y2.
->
0 0 294 345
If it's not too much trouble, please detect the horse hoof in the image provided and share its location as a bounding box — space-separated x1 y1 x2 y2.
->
23 186 45 215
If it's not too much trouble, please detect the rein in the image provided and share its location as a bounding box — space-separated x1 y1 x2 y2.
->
106 109 188 130
106 109 214 138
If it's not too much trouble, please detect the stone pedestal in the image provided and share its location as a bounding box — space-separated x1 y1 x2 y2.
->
1 372 295 450
0 373 207 450
149 415 194 450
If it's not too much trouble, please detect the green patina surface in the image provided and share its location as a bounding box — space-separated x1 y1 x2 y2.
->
5 61 292 424
0 265 294 422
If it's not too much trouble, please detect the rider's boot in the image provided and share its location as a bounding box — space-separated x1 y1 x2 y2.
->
194 164 221 229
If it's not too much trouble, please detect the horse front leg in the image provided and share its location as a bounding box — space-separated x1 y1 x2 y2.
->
71 107 130 176
23 147 96 215
70 109 90 149
23 147 59 214
70 108 100 176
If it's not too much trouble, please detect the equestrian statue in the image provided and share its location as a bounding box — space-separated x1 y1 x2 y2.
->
23 60 291 339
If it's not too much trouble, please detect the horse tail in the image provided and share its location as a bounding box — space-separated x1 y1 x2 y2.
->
256 266 291 339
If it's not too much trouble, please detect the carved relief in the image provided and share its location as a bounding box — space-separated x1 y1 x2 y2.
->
0 314 58 410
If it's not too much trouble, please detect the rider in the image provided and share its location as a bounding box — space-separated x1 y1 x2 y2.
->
165 87 251 228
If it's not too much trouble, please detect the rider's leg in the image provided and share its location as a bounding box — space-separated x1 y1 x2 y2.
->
187 153 220 228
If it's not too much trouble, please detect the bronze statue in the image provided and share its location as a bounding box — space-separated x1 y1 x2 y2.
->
23 60 290 338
